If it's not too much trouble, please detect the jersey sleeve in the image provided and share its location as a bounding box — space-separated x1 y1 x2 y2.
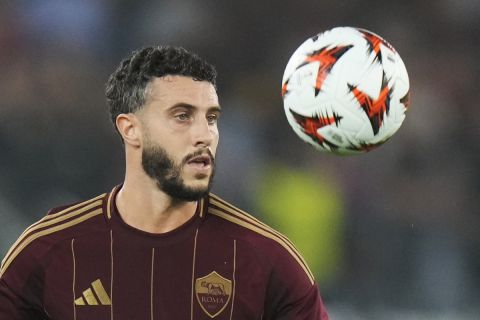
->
0 278 40 319
267 281 329 320
262 242 329 320
0 239 47 319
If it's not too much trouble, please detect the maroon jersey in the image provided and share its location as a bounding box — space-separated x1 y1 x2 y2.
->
0 186 329 319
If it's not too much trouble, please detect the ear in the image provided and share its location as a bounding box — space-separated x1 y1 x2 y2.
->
116 113 142 147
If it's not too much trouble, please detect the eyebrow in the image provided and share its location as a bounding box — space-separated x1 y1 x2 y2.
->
169 103 222 113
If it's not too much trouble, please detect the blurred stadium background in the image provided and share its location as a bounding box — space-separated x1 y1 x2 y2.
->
1 1 479 319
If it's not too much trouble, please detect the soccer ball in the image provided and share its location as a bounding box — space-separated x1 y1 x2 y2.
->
282 26 410 155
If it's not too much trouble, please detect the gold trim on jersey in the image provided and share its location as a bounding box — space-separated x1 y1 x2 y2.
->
106 186 121 219
44 194 105 221
150 248 155 320
110 230 114 320
229 239 237 320
72 238 77 320
198 198 204 218
209 195 314 277
74 296 86 306
74 279 111 306
106 190 113 219
208 195 315 285
0 207 103 278
105 186 201 220
190 228 199 320
1 194 105 270
92 279 112 305
83 288 98 305
209 195 305 261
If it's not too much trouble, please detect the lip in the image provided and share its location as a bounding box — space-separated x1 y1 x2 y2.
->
187 155 212 165
186 155 212 172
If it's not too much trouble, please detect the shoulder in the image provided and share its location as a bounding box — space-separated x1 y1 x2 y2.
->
206 193 315 286
207 194 328 318
0 191 110 279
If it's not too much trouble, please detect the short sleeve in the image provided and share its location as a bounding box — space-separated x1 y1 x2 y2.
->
0 238 46 319
262 241 329 319
0 277 38 319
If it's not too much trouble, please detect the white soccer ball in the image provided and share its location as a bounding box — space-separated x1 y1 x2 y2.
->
282 26 410 155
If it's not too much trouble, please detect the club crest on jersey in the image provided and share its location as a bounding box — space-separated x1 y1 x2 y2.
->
195 271 232 318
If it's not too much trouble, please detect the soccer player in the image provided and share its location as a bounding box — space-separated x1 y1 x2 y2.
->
0 46 329 319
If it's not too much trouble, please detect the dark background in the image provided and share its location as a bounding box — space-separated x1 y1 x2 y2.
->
1 1 479 318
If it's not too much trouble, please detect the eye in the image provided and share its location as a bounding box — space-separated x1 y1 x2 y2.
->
175 112 190 121
207 113 219 125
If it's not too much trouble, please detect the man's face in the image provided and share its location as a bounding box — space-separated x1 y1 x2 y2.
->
138 76 220 201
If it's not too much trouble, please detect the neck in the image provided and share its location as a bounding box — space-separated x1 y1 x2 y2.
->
116 174 198 234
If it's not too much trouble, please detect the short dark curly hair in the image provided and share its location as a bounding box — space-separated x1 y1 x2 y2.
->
105 46 217 136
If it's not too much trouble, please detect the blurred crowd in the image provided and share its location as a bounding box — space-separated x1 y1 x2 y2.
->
1 1 479 318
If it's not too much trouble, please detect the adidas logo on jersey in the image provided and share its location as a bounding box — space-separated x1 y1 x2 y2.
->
75 279 111 306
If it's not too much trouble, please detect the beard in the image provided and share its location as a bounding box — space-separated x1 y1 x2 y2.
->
141 142 215 202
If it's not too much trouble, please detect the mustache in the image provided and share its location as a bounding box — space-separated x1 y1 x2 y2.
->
182 148 215 165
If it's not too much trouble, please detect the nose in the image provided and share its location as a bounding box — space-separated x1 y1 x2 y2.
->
191 117 215 147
